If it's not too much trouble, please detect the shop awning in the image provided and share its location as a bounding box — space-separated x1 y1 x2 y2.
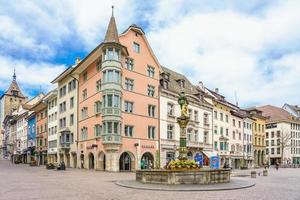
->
202 151 217 158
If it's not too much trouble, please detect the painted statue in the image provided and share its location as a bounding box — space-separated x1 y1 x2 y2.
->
178 92 189 117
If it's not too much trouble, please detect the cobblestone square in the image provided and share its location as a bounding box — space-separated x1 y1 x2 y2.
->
1 160 300 200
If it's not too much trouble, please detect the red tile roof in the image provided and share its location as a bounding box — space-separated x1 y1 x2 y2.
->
257 105 297 122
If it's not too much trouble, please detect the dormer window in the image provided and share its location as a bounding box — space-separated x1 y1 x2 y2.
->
178 79 185 88
104 47 120 61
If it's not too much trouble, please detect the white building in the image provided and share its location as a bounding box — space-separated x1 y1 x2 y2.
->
258 105 300 165
44 89 58 164
52 61 79 168
159 67 213 167
229 110 245 169
242 113 254 168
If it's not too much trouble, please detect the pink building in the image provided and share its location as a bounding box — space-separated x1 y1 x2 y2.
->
73 11 160 172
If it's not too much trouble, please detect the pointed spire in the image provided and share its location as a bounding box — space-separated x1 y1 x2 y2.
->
104 5 120 43
13 67 16 81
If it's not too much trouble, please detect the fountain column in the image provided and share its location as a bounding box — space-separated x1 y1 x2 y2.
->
177 92 190 161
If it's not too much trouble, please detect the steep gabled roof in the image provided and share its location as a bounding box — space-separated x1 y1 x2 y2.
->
206 88 238 110
2 72 26 99
160 66 199 96
104 13 120 44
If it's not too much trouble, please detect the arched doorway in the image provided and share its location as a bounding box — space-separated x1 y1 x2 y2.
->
119 152 134 171
187 151 193 160
88 153 95 169
141 152 154 169
97 151 106 171
66 153 70 168
72 153 77 168
80 154 84 169
257 150 261 166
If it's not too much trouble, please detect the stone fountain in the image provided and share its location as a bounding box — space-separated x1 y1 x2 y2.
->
136 92 231 185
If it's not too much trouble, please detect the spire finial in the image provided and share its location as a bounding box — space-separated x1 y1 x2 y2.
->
112 5 114 17
13 67 16 81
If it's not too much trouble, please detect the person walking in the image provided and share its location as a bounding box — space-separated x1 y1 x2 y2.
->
275 160 279 170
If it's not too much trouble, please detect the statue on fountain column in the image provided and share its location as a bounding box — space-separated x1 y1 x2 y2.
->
178 91 189 117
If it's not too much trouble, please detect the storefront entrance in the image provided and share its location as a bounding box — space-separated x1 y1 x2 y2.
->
80 154 84 168
88 153 95 169
141 152 154 169
119 152 131 171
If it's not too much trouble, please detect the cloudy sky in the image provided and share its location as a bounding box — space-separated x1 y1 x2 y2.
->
0 0 299 108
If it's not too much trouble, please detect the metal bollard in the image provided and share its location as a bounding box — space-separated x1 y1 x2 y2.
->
251 171 256 178
263 170 268 176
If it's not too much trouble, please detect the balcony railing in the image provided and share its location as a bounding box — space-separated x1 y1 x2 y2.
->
187 141 204 148
60 143 71 149
102 107 121 116
102 134 121 144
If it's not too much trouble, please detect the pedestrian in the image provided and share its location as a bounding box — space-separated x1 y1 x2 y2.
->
275 160 279 170
149 160 153 169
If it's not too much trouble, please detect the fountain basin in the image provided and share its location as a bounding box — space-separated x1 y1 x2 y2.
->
136 168 230 185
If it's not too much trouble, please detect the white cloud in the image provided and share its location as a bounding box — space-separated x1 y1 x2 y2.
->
146 0 300 107
0 55 66 96
0 0 136 96
0 0 299 107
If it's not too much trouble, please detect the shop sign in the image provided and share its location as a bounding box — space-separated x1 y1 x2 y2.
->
141 145 154 149
86 144 98 150
266 123 277 129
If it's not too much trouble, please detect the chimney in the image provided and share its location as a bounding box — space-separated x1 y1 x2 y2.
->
215 88 219 93
75 57 81 64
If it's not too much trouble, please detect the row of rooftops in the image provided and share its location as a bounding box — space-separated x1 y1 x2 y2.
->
160 65 300 124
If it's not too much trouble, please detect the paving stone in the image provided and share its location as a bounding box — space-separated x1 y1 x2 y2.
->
0 160 300 200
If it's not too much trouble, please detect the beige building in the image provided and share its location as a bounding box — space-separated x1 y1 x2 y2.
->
52 63 79 168
204 88 239 167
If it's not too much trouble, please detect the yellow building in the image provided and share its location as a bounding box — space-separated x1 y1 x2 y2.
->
247 108 267 167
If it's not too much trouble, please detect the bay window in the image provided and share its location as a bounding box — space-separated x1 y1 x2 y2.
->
103 121 120 135
104 48 120 61
103 70 120 83
103 94 121 108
